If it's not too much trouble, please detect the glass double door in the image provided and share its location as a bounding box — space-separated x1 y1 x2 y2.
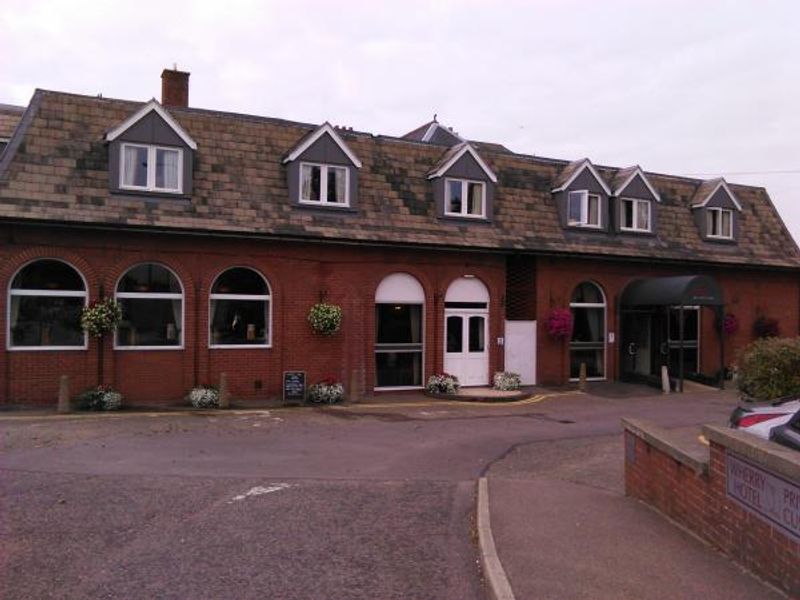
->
444 310 488 386
621 307 699 382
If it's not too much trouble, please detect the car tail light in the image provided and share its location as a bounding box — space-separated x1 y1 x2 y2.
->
738 413 785 428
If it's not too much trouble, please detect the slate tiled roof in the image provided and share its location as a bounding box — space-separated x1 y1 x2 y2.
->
610 165 638 194
0 104 24 139
0 89 798 269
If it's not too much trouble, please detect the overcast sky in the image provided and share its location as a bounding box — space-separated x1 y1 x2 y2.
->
3 0 799 242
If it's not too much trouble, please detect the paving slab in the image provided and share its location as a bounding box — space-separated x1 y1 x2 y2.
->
487 436 783 600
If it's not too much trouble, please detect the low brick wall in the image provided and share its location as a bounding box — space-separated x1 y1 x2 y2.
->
623 419 800 596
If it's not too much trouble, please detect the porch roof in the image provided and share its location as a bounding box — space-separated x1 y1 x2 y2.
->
620 275 723 307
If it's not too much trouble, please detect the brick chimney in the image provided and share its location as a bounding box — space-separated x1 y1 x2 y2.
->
161 67 190 108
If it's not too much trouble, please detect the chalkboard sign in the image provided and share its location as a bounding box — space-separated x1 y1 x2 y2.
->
283 371 306 404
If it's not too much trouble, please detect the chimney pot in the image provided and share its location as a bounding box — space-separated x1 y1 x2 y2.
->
161 68 190 108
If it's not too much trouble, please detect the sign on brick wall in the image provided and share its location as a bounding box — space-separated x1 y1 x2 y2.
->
726 452 800 541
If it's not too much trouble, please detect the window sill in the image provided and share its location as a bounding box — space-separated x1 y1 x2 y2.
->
7 345 88 352
566 223 604 231
111 189 191 201
293 202 357 214
705 236 736 244
209 344 272 349
440 214 491 224
114 346 184 351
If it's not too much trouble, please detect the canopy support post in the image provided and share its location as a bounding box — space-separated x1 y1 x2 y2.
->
717 306 725 390
678 305 685 393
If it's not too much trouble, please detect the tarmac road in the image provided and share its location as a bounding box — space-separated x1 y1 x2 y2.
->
0 386 773 599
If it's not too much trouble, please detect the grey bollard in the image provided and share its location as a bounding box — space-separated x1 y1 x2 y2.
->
219 372 230 409
578 362 587 392
661 365 671 394
57 375 70 413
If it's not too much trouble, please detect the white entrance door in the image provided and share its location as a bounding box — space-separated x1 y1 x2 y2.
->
444 310 489 386
504 320 536 385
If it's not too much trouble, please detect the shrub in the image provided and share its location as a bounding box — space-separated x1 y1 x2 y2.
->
187 386 219 408
736 337 800 401
493 371 521 391
426 373 460 394
307 378 344 404
308 303 343 336
75 386 123 411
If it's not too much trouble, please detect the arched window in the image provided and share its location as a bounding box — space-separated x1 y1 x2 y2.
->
115 263 183 348
209 267 271 347
569 281 606 380
8 259 87 349
374 273 425 389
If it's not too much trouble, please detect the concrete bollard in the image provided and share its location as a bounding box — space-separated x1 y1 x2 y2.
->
349 370 360 404
219 372 230 409
57 375 70 413
661 365 671 394
578 362 587 392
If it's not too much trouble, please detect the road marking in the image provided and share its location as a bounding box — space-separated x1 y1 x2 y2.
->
230 483 291 503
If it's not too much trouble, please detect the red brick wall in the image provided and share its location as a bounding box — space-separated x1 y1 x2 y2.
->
0 224 505 405
535 256 800 385
625 433 800 595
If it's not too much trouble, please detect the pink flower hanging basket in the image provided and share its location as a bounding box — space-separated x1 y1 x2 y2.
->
547 308 573 340
722 313 738 336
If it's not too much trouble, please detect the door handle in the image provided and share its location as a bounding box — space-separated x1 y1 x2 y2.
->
627 342 637 356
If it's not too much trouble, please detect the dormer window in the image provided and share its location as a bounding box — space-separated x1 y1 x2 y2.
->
300 162 349 206
445 178 485 218
106 100 196 198
120 143 182 193
568 191 601 228
707 207 733 239
620 198 651 232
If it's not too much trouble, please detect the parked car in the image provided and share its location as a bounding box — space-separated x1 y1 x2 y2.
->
729 398 800 443
769 409 800 451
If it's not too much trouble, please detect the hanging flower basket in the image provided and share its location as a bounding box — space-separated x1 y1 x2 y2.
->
80 298 123 337
753 316 779 339
721 313 739 336
547 308 573 340
308 303 343 336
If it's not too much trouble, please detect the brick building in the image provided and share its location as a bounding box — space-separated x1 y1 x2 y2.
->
1 69 798 405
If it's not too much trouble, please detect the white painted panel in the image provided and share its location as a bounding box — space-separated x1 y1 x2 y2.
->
504 320 536 385
375 272 424 303
445 277 489 303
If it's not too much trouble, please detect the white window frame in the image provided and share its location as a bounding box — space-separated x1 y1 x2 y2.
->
119 143 183 194
567 190 602 228
568 282 607 382
298 162 350 206
620 197 652 233
444 178 486 218
706 207 733 239
7 259 88 351
209 267 272 349
114 263 184 351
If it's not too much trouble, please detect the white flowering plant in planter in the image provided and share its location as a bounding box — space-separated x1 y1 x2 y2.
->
307 303 343 336
426 373 460 394
187 385 220 409
307 377 345 404
75 386 123 411
80 298 123 337
493 371 522 391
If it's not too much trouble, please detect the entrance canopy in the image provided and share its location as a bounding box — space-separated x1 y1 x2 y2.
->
621 275 722 307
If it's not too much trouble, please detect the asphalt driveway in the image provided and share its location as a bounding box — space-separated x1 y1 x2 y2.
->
0 386 779 599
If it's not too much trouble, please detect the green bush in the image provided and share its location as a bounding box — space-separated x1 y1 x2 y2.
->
736 337 800 401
